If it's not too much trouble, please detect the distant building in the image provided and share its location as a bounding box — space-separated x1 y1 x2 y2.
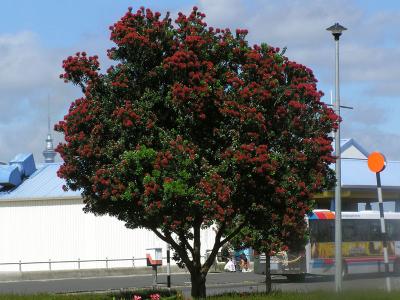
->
314 138 400 211
0 138 215 272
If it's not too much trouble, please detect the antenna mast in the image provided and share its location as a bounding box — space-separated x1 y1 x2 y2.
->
42 95 57 163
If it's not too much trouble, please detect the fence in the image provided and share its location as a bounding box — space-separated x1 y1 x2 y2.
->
0 257 148 272
0 255 211 272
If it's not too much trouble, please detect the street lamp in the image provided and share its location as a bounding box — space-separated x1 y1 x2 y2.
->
326 22 347 293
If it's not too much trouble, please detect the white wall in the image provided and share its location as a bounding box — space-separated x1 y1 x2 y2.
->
0 199 216 272
342 145 367 159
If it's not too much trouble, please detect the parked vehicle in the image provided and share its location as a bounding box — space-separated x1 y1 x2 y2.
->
254 210 400 281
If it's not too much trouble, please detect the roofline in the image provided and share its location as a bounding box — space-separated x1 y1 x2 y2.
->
342 185 400 190
333 138 370 157
343 138 370 157
0 195 82 202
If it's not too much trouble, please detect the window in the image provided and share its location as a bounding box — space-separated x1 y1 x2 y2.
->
342 220 368 242
387 220 400 240
309 218 400 243
309 220 334 242
368 220 381 241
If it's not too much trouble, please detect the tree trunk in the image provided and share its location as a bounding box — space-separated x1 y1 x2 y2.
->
265 255 271 294
190 271 207 299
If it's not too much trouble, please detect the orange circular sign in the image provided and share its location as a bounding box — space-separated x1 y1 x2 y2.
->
368 151 386 173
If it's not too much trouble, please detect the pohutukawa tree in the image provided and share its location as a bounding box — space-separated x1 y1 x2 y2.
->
56 6 338 299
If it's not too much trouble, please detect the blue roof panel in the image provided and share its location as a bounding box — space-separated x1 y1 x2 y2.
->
0 163 81 200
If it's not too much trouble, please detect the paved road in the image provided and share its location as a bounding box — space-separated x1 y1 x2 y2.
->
0 271 399 296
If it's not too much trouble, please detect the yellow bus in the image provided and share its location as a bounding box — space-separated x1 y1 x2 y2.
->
254 210 400 281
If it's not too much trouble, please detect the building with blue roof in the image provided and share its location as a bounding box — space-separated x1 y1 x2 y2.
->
0 133 217 272
0 163 81 201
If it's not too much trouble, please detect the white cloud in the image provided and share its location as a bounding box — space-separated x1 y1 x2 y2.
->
0 31 80 162
198 0 244 25
1 1 400 162
344 127 400 161
0 32 54 90
197 0 400 89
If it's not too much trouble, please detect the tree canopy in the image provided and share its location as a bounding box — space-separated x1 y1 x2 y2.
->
56 6 338 298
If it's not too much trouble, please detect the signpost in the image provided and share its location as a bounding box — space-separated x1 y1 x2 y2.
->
367 151 391 292
146 248 163 289
167 243 171 289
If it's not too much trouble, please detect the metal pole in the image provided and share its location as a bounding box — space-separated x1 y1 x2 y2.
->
167 244 171 289
376 172 391 292
152 265 158 289
334 33 343 293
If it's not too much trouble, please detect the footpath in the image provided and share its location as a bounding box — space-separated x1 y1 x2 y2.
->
0 262 235 282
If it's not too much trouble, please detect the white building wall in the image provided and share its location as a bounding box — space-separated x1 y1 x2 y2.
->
341 145 367 159
0 199 216 272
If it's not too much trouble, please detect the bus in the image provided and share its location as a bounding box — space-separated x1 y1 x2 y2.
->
254 210 400 280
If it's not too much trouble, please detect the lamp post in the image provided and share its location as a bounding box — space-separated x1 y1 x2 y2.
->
326 22 347 293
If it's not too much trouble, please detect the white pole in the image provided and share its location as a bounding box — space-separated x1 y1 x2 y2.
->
327 23 347 292
333 33 343 293
376 172 391 292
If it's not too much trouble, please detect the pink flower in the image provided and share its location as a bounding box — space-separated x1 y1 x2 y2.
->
150 294 160 300
132 295 142 300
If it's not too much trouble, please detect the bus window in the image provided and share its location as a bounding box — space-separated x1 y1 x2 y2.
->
387 220 400 240
309 220 334 242
309 220 317 243
369 220 381 241
342 220 368 242
342 221 355 241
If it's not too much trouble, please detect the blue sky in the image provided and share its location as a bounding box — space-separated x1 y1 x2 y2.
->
1 0 400 163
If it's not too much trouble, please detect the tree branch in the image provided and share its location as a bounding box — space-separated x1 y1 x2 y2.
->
151 227 172 244
220 220 247 246
201 219 247 273
79 82 86 93
150 227 195 272
177 229 195 258
202 222 226 272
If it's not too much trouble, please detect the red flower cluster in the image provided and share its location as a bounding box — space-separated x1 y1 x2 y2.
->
60 52 100 85
199 174 234 222
112 101 142 128
110 7 168 49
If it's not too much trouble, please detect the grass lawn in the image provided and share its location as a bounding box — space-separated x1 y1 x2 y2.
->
0 295 110 300
0 291 400 299
208 291 400 300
